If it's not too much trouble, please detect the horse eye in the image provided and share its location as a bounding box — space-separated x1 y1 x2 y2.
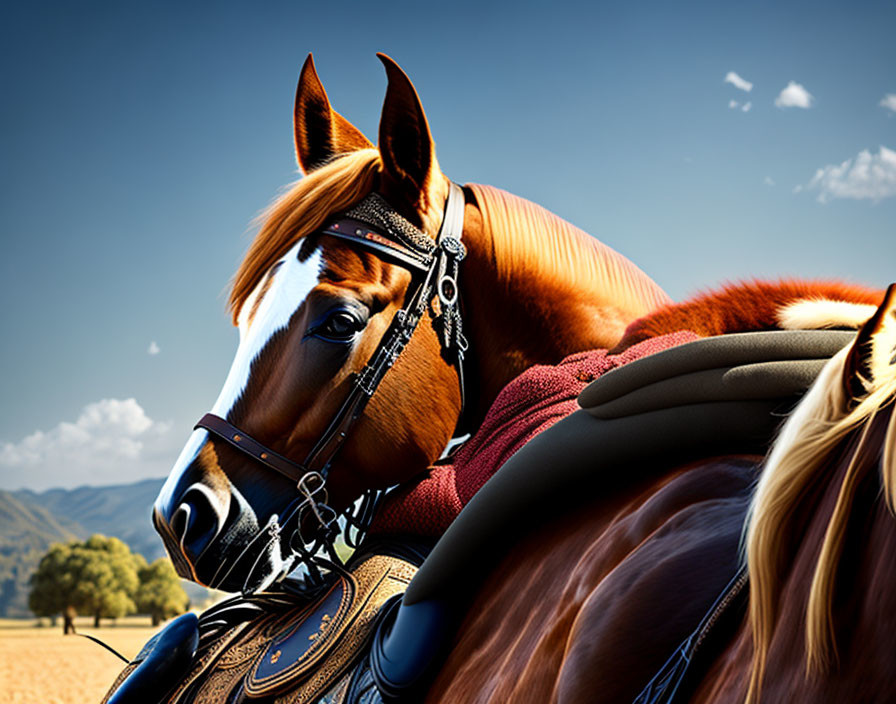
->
310 310 363 343
325 312 356 337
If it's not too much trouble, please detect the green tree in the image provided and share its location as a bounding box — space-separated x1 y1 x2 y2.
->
29 542 76 633
29 534 144 632
136 558 189 626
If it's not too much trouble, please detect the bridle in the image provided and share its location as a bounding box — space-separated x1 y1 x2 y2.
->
194 183 467 577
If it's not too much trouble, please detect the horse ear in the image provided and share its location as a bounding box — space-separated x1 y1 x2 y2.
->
843 284 896 401
376 53 437 198
294 54 372 174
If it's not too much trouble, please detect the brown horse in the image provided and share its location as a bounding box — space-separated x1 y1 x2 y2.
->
152 53 670 593
420 287 895 704
143 54 891 703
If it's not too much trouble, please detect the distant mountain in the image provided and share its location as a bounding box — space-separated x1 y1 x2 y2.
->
15 478 167 563
0 478 216 618
0 490 81 616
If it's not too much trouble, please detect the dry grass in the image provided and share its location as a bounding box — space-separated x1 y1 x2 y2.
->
1 617 161 704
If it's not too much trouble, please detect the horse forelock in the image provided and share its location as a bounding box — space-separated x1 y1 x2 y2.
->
746 344 896 702
467 184 671 316
229 149 383 323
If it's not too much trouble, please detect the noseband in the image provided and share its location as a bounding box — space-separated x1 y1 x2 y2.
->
194 183 467 579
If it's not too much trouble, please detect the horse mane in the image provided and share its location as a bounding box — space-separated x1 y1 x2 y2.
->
230 162 674 326
466 184 671 313
613 279 883 352
229 149 383 323
745 342 896 703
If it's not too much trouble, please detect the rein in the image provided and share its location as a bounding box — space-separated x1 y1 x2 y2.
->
195 183 467 574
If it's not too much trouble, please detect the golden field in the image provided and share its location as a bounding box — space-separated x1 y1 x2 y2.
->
0 617 161 704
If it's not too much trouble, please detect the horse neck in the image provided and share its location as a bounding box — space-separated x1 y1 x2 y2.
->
459 184 670 420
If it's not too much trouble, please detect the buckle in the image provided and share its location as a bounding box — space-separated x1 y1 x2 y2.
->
296 472 336 532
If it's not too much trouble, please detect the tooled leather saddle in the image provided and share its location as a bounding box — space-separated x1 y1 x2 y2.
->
103 549 422 704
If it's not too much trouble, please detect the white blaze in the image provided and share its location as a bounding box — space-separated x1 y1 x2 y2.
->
156 245 322 511
215 246 322 417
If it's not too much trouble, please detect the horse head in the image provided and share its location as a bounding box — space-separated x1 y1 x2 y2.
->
153 55 467 592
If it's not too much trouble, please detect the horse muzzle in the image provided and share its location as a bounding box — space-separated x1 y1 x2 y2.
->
153 469 291 593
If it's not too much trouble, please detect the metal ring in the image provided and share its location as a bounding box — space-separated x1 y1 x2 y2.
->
297 471 326 496
438 275 459 307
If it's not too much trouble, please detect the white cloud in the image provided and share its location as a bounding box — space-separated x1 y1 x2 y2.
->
881 94 896 114
742 101 752 112
148 341 160 355
764 176 776 187
0 399 176 490
724 72 753 92
775 81 814 109
802 145 896 203
729 99 739 109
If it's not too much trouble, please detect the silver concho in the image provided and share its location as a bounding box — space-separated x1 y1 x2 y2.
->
440 236 466 260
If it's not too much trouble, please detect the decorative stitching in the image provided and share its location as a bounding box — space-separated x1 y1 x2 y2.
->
342 193 436 254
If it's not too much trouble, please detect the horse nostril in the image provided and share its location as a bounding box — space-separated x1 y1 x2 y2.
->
169 503 191 543
170 486 226 564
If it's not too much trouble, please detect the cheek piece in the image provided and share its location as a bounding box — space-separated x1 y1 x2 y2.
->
194 183 467 594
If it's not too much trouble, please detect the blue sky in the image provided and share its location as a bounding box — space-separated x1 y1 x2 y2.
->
1 1 894 490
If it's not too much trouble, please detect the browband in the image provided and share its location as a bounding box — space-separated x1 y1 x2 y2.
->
318 191 438 272
319 218 433 272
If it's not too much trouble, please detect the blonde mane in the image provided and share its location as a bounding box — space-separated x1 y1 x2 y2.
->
229 149 383 322
746 341 896 703
467 184 671 313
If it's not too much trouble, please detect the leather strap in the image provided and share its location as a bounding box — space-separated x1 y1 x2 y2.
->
632 568 749 704
195 413 308 484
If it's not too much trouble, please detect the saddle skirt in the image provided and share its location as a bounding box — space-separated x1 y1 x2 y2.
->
103 553 417 704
